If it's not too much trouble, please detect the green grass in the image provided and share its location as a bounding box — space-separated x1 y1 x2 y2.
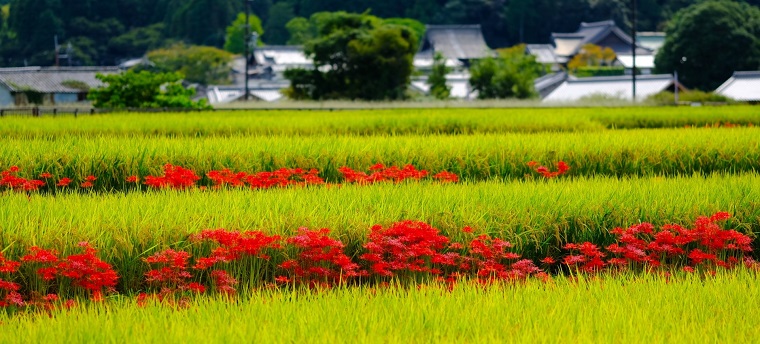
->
2 174 759 291
2 272 759 343
2 128 759 187
0 106 758 137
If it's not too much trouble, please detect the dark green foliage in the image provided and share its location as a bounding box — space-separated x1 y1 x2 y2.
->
573 66 626 78
223 13 264 54
428 52 451 100
88 70 210 109
469 45 542 99
147 44 234 85
284 12 418 100
265 3 296 45
109 24 171 57
655 1 760 91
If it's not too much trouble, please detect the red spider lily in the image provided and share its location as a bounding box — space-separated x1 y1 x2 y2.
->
143 249 194 287
280 228 363 287
126 176 139 183
144 164 200 189
462 226 473 233
528 161 570 179
85 175 97 182
0 253 21 273
1 167 45 191
56 242 119 300
210 270 237 294
339 164 429 184
433 171 459 183
80 181 94 188
21 247 60 281
39 172 52 179
192 229 281 270
361 221 452 277
540 257 556 264
56 178 72 187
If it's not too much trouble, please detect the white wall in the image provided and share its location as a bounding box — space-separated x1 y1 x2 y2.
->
0 85 14 106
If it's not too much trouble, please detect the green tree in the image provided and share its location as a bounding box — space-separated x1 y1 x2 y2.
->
428 52 451 100
147 44 234 85
469 44 542 99
285 17 314 45
88 70 210 109
109 24 171 57
264 2 295 45
223 12 264 54
168 0 240 47
655 0 760 91
383 18 425 45
284 12 418 100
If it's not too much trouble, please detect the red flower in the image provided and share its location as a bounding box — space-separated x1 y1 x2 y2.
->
462 226 473 233
56 178 72 187
126 176 139 183
80 181 94 188
39 172 52 179
540 257 556 264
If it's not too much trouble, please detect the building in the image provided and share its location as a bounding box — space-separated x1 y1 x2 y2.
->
715 71 760 102
0 66 119 106
417 25 493 68
543 74 680 103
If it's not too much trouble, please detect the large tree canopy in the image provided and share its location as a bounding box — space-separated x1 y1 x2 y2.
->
284 12 418 100
655 0 760 91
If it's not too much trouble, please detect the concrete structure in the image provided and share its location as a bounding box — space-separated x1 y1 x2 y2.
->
0 66 119 106
715 71 760 102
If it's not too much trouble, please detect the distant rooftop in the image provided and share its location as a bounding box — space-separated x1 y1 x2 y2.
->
0 66 120 93
551 20 652 57
715 71 760 102
543 74 676 102
419 25 492 61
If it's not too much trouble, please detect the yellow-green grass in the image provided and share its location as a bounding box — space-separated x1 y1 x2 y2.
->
2 128 758 187
2 271 758 343
2 174 759 291
0 106 758 137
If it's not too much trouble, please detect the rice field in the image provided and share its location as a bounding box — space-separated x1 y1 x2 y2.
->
2 272 759 343
1 106 759 342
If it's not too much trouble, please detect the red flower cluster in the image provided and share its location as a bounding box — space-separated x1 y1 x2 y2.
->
191 229 281 269
144 164 201 189
527 161 570 178
339 164 430 184
555 212 753 274
2 164 460 193
278 228 364 288
361 220 452 276
207 168 324 189
1 166 45 191
1 213 756 312
15 243 117 305
0 252 23 308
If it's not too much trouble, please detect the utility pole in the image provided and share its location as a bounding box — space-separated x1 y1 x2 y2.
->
244 0 252 101
631 0 637 102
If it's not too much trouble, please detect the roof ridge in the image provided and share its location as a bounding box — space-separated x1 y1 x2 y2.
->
580 20 616 28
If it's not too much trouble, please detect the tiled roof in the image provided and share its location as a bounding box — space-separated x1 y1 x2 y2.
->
420 25 492 60
543 74 675 102
526 45 564 64
0 67 119 93
715 71 760 101
551 20 652 57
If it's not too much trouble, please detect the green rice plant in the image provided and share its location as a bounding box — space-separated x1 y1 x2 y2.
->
0 106 758 137
1 128 759 187
1 271 759 343
2 174 759 290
